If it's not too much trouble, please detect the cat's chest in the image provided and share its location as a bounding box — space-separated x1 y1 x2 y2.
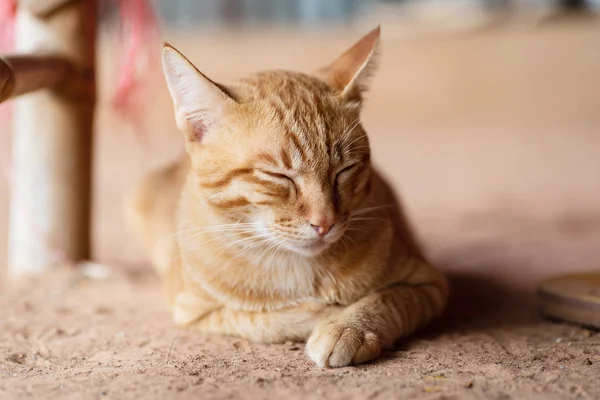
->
183 251 318 310
311 264 382 306
246 255 383 307
184 255 368 311
181 232 388 310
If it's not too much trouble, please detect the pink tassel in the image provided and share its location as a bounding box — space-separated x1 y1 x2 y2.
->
2 0 161 132
0 0 16 180
0 0 16 51
111 0 161 139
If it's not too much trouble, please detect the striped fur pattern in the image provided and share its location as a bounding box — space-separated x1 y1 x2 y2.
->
126 27 448 368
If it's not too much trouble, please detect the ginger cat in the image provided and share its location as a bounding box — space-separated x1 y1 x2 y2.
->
126 27 448 368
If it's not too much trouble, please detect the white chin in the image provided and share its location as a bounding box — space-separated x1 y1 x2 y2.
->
289 241 330 256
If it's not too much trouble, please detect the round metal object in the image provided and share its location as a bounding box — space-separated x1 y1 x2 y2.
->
538 272 600 330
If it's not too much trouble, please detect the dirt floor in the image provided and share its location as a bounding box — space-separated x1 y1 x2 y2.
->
2 14 600 400
0 264 598 400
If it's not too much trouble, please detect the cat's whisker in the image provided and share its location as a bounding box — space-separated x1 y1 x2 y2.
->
182 228 259 247
174 231 257 263
170 226 269 268
180 221 259 230
227 236 274 265
184 227 259 243
348 218 388 228
350 216 388 222
177 229 255 244
271 242 285 265
338 234 358 254
341 118 362 143
254 239 278 264
334 235 348 253
261 237 289 266
344 229 370 240
168 230 245 265
159 223 261 242
209 235 274 271
342 132 367 152
213 232 272 258
351 204 395 216
345 145 370 153
158 227 214 242
257 238 285 268
185 223 261 233
345 234 358 247
272 239 288 263
344 133 364 147
350 215 388 221
176 222 273 245
257 236 286 266
345 226 370 234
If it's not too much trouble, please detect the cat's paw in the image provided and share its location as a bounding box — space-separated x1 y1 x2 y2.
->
306 319 381 368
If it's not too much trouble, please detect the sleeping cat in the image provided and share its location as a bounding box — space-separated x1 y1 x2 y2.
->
126 26 448 368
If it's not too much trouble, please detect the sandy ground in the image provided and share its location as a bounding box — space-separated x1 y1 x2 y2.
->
1 15 600 400
1 265 598 400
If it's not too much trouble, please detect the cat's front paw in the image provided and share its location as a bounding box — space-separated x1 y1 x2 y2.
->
306 318 381 368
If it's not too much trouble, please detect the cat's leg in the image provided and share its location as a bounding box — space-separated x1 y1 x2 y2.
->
170 264 343 343
175 292 343 344
191 303 343 343
306 259 448 368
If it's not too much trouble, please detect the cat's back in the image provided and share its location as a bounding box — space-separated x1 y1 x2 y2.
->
125 155 190 274
369 167 424 259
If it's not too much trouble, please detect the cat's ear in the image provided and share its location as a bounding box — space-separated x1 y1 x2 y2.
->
162 43 235 143
318 26 380 103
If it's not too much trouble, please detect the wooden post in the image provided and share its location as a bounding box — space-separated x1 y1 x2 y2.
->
0 54 73 102
7 0 96 275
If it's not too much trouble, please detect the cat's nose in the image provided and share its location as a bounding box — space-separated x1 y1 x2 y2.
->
309 219 335 236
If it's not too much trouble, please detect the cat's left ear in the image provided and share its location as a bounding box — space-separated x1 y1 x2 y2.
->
317 26 381 104
162 43 236 143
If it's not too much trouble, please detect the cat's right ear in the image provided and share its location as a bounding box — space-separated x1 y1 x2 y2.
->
162 43 235 143
317 26 381 105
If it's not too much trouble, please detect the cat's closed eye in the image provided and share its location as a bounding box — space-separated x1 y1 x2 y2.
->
336 163 360 182
258 170 295 185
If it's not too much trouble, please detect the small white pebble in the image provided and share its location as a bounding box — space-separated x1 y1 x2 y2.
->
79 261 111 280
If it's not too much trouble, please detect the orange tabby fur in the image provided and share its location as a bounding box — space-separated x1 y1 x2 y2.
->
126 27 448 368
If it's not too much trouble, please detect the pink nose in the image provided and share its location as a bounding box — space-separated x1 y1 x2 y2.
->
309 220 334 236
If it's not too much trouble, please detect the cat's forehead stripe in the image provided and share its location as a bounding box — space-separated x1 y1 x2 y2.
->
287 128 308 164
279 148 293 170
237 70 367 170
258 152 280 168
270 79 329 166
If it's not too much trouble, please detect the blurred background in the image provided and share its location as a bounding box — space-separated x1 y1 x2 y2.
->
2 0 600 306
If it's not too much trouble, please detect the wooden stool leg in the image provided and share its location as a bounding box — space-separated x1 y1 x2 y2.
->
7 1 96 275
